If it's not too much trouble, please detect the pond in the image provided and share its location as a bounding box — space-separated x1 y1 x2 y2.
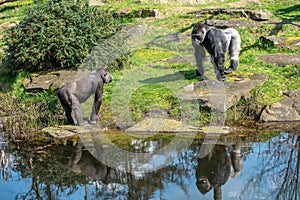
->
0 125 299 200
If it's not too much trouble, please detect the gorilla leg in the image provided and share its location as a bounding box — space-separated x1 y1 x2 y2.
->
226 45 240 74
70 95 88 126
58 90 75 124
194 45 206 80
225 28 241 74
212 55 226 81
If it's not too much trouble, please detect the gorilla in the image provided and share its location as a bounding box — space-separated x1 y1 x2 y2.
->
57 67 112 126
191 22 241 81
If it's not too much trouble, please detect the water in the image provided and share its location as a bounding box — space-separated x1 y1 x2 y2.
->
0 129 299 200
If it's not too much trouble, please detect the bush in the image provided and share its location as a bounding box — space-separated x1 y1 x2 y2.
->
3 0 123 72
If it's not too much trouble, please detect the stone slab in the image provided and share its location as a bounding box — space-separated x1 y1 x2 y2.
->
206 19 263 28
257 53 300 67
260 36 300 50
42 124 101 139
125 117 231 134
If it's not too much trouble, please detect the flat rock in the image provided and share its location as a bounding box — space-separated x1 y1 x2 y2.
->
260 90 300 122
257 53 300 66
178 73 267 111
125 117 231 134
22 74 59 92
22 70 87 92
260 36 300 50
189 8 272 21
42 124 101 139
206 19 263 28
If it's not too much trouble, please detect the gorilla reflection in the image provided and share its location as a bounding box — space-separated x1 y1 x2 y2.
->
63 142 115 182
196 144 243 200
57 67 112 126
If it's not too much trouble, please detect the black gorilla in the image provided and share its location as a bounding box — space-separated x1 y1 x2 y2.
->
57 67 112 126
192 22 241 81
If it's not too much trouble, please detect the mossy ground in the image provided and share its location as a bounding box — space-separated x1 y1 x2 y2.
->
0 0 299 140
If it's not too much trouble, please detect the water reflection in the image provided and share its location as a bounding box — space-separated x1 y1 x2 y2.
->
63 142 115 183
196 144 243 200
0 132 299 199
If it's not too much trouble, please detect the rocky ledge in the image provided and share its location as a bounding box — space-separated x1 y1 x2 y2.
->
260 90 300 122
178 73 267 111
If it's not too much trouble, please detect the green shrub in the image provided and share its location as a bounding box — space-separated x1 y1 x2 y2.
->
3 0 123 72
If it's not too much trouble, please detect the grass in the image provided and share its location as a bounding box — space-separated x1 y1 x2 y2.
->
0 0 300 139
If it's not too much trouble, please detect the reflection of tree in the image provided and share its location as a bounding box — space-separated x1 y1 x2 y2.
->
3 142 90 199
276 135 299 200
241 134 300 199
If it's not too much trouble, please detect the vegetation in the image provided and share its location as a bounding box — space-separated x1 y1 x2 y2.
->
0 0 299 141
3 0 122 72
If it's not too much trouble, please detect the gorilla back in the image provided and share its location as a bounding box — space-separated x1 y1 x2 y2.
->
57 67 112 126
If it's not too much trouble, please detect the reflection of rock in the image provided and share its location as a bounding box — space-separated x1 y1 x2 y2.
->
260 90 300 122
179 73 267 111
260 121 300 133
257 53 300 67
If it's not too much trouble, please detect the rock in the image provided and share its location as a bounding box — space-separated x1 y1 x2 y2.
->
260 90 300 122
260 36 300 50
135 9 159 18
125 117 199 133
22 73 59 92
42 124 101 139
206 19 263 28
113 8 131 18
257 53 300 67
178 73 267 111
189 8 272 21
22 70 86 92
125 117 231 134
246 9 272 21
113 9 159 18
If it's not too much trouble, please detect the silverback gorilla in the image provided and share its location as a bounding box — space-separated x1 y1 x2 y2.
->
57 67 112 126
191 22 241 81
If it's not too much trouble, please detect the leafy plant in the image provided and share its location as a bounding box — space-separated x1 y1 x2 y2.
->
3 0 123 72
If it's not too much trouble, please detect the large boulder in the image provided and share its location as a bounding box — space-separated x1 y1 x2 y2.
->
260 90 300 122
178 73 267 111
